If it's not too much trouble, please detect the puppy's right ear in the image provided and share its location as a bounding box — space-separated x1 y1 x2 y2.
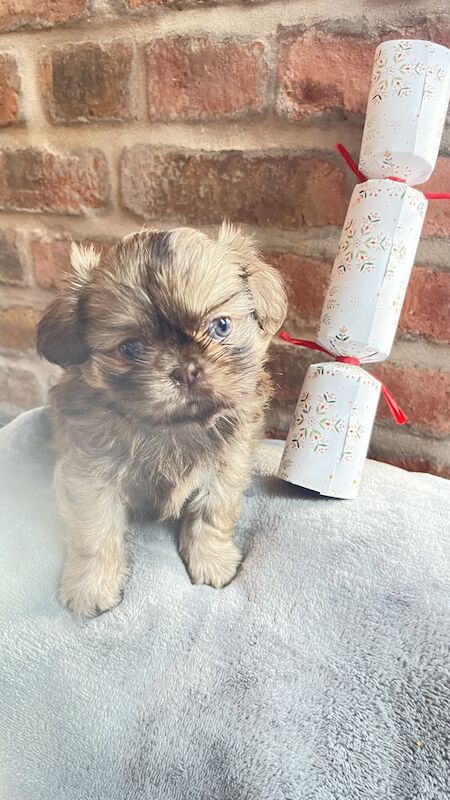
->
36 243 99 367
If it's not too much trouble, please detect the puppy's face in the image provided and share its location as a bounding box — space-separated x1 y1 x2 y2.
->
37 225 286 424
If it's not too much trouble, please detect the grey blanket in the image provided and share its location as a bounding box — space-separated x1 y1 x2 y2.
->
0 408 449 800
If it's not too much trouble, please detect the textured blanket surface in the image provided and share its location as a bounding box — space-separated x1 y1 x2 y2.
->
0 408 449 800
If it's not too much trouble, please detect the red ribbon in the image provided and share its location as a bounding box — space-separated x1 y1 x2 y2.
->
277 145 450 425
278 331 407 425
335 143 450 200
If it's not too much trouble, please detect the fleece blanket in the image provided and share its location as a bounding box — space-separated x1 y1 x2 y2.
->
0 408 449 800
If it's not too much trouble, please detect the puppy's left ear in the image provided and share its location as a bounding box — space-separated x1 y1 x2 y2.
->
36 243 99 367
218 223 287 335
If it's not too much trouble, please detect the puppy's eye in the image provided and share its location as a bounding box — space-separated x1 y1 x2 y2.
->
208 318 232 341
118 340 145 359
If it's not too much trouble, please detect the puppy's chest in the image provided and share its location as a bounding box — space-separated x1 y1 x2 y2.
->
124 425 225 508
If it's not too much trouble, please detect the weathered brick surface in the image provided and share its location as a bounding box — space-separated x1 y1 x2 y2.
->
265 251 331 327
120 147 348 228
0 363 44 414
0 53 20 126
0 0 86 32
126 0 228 7
419 158 450 237
401 268 450 343
276 23 450 124
0 148 110 215
40 43 136 124
127 0 167 7
127 0 269 6
31 231 114 290
30 234 71 290
369 453 450 481
277 30 374 121
0 306 41 351
0 230 27 286
372 364 450 436
145 36 268 120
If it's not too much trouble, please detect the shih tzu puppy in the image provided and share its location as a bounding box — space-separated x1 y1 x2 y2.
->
37 224 286 616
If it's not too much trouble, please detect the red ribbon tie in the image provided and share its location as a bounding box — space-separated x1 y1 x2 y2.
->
278 331 407 425
336 143 450 201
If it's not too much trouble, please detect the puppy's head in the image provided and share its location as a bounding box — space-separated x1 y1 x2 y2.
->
37 224 286 423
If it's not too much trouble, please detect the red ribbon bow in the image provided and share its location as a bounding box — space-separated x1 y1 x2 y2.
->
278 331 407 425
335 143 450 200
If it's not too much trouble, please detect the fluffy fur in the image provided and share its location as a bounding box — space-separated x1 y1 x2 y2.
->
37 224 287 616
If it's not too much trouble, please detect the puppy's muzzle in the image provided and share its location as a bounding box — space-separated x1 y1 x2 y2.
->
170 362 204 387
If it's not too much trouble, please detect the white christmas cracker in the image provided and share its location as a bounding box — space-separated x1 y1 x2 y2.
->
316 179 428 362
278 38 450 499
359 39 450 185
278 363 380 500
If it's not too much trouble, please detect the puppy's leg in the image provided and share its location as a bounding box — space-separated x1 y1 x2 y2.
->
56 463 127 616
179 465 249 589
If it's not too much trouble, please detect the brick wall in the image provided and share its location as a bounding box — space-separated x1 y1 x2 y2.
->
0 0 449 477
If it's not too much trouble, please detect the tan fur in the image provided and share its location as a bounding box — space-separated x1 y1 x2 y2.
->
37 225 287 616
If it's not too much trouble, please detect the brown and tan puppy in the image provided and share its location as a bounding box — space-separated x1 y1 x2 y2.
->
37 224 286 616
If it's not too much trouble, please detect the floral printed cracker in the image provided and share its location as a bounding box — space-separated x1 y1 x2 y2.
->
278 39 449 499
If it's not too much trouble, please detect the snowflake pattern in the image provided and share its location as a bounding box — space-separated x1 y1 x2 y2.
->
335 211 393 276
278 364 381 498
289 391 345 456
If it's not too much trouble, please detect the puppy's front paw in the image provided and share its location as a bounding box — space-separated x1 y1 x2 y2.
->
59 551 126 617
182 533 242 588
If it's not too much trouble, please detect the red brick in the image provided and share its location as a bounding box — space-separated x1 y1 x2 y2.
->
418 159 450 237
0 0 86 32
127 0 165 6
127 0 273 6
0 229 27 286
145 36 268 120
397 21 450 50
277 30 375 122
0 53 20 126
0 306 41 351
126 0 210 6
30 232 114 290
40 43 135 125
400 267 450 343
372 364 450 436
120 147 348 229
30 234 70 290
276 23 450 123
265 427 288 440
265 252 331 328
436 464 450 480
370 453 450 480
0 148 110 215
0 363 43 414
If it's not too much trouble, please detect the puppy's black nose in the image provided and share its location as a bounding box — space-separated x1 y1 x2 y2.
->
170 362 203 386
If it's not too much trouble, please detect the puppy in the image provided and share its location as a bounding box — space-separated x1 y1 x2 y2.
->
37 224 286 616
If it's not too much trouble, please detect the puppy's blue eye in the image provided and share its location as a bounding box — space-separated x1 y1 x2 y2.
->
118 340 145 359
208 318 232 341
